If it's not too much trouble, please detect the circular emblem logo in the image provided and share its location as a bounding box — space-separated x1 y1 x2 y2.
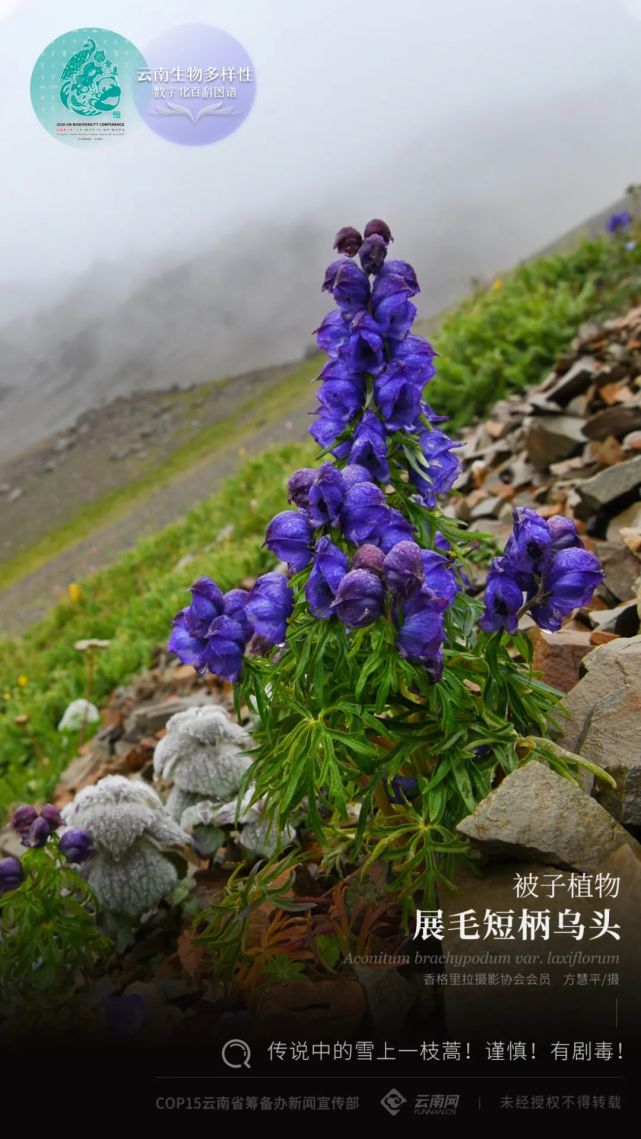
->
31 28 146 145
133 24 256 146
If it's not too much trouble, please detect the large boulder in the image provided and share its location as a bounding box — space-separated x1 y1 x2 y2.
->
456 760 640 868
558 636 641 827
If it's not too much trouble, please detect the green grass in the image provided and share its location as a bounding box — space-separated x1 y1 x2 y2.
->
434 233 641 428
0 356 321 592
0 442 315 814
1 231 640 814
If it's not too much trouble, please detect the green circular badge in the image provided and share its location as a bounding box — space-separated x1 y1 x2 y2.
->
30 27 146 146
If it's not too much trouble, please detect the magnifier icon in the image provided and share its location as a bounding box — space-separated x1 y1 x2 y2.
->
221 1038 252 1069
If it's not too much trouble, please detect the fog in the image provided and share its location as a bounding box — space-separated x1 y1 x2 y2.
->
1 0 640 458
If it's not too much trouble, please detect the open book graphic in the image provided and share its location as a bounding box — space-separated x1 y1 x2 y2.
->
153 100 237 123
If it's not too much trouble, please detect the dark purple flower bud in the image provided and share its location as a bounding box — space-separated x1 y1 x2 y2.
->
397 603 445 665
379 259 420 296
531 547 604 632
386 775 419 804
547 514 583 554
606 211 631 233
0 857 24 895
348 411 390 482
167 611 207 669
201 615 248 682
287 468 317 510
12 804 37 835
340 481 389 544
264 510 314 572
383 541 424 599
331 569 385 628
246 572 294 645
40 804 63 830
374 366 422 432
308 463 347 526
370 508 415 552
417 550 458 610
478 559 524 634
315 310 351 357
22 816 51 849
340 464 371 489
322 260 371 314
504 508 552 584
340 312 385 374
352 544 386 574
59 828 95 864
333 226 363 257
359 234 388 275
410 429 461 506
309 411 347 450
183 577 225 638
363 218 393 245
305 537 349 618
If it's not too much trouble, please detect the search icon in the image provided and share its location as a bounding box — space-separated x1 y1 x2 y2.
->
221 1038 252 1069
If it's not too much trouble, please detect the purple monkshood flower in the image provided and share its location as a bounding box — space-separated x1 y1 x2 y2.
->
547 514 584 554
531 548 604 633
379 259 420 296
478 558 523 635
322 260 371 313
245 572 294 645
504 507 552 585
200 615 248 682
348 411 390 482
305 537 349 618
352 543 386 574
315 310 350 357
359 234 388 275
59 828 95 865
308 463 347 526
22 816 51 849
12 804 37 835
408 550 458 611
374 365 423 432
333 226 363 257
606 210 631 233
383 540 424 599
370 508 415 552
309 411 348 451
181 577 225 638
386 775 419 804
287 467 317 510
410 429 461 507
317 369 366 422
331 569 385 628
390 334 436 385
340 481 389 544
264 510 314 572
0 857 24 895
341 463 371 488
371 276 417 340
340 312 385 374
363 218 393 245
397 604 445 672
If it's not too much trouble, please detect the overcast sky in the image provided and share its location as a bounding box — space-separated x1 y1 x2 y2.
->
2 0 641 308
1 0 641 455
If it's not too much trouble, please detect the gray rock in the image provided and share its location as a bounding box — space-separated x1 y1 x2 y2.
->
576 456 641 513
587 601 639 637
525 415 586 471
606 501 641 543
590 540 641 602
583 405 641 442
558 637 641 826
456 760 640 868
541 357 599 405
124 695 214 738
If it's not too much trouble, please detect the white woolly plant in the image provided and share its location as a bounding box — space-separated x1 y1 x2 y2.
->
153 704 253 826
211 790 297 859
61 774 189 918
